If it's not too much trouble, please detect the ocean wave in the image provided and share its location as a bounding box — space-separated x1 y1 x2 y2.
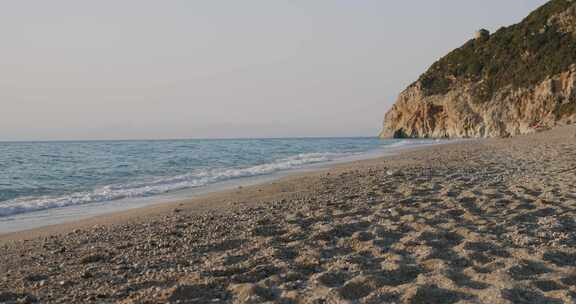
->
0 152 348 217
386 139 446 149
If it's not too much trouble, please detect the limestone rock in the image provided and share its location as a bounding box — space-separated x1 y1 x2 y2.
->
380 65 576 138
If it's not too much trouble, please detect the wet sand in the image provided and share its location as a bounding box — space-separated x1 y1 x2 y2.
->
1 125 576 303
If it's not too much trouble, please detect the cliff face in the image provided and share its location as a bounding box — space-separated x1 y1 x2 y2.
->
381 0 576 138
380 65 576 138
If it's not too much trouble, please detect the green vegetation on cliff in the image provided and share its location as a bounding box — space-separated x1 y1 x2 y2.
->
419 0 576 101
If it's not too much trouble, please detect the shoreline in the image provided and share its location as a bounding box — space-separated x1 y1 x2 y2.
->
0 140 449 241
2 125 575 303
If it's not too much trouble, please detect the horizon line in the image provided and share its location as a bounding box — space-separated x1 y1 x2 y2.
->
0 134 381 144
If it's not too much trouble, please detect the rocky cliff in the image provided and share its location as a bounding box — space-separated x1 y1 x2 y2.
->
381 0 576 138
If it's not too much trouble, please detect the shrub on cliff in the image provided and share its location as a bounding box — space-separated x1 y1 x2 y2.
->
418 0 576 101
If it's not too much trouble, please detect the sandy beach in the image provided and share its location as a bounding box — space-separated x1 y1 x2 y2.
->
1 125 576 303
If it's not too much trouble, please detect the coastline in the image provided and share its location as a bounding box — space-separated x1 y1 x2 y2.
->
0 141 447 243
0 139 448 239
1 125 575 303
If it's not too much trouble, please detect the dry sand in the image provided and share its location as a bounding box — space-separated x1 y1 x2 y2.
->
1 125 576 303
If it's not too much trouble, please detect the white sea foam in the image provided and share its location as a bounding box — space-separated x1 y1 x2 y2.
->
387 139 446 149
0 152 348 217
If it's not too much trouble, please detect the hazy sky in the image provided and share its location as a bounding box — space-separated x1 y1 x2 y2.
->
1 0 548 141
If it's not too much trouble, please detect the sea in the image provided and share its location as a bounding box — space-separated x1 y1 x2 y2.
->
0 137 446 233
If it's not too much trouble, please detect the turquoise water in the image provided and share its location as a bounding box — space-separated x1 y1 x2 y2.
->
0 137 442 219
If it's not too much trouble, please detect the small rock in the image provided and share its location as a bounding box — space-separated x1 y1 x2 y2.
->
400 214 416 222
24 274 48 282
80 254 109 264
80 271 93 279
229 283 276 302
352 231 373 242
